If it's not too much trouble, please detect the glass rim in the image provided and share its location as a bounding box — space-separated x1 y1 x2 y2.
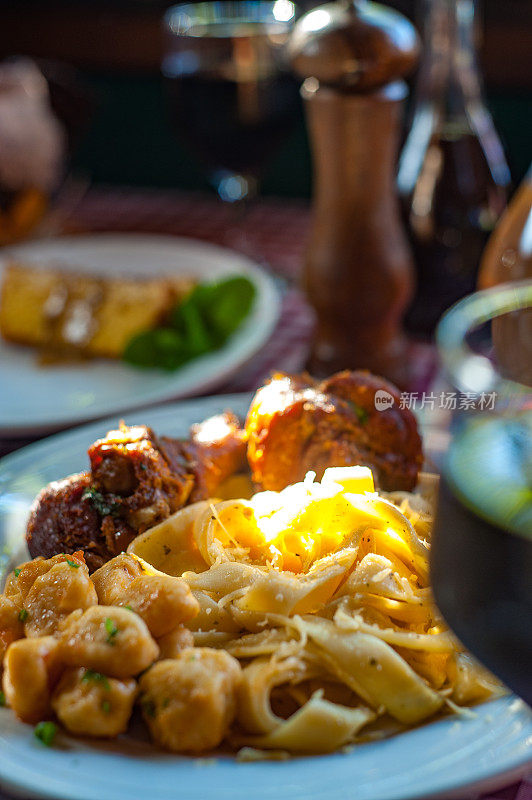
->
164 0 296 34
436 279 532 397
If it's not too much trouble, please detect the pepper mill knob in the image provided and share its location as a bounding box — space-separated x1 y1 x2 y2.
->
289 0 419 91
289 1 420 387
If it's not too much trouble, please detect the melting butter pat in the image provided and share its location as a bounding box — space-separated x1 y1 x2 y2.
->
321 466 374 494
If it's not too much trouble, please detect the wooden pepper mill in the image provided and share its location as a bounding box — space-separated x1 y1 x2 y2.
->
289 0 419 386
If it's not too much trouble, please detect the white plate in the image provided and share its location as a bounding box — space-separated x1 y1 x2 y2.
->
0 234 279 436
0 394 531 800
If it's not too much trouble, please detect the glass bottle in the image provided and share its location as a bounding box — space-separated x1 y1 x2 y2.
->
398 0 511 335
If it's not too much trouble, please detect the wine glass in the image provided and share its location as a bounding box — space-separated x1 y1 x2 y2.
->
432 280 532 704
162 0 298 208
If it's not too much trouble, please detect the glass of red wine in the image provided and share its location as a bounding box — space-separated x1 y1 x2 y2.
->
162 0 298 208
433 280 532 705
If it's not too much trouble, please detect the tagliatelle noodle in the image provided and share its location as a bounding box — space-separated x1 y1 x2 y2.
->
127 468 504 755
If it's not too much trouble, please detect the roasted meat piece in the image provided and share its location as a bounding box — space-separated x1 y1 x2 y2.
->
27 412 246 570
88 424 194 533
26 472 132 571
246 370 422 492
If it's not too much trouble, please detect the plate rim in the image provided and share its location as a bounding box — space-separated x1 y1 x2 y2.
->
0 232 280 436
0 393 531 800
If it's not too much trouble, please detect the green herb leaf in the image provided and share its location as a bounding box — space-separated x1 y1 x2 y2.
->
34 721 57 747
123 328 189 371
64 558 80 569
122 276 255 371
171 296 214 356
82 487 121 518
13 568 21 578
102 700 111 714
82 670 110 691
199 276 256 341
18 608 28 622
0 690 6 707
105 617 119 645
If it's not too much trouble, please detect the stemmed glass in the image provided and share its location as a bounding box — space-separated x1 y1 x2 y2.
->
432 280 532 704
162 0 298 212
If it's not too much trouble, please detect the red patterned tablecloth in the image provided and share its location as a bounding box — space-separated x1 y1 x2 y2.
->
0 187 530 800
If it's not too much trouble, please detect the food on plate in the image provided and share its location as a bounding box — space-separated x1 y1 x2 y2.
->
91 558 200 638
0 466 502 754
58 604 160 678
246 370 422 492
27 411 247 570
23 555 98 638
139 650 242 752
52 667 137 738
123 275 256 370
3 635 62 723
26 370 422 569
0 262 256 370
0 369 502 755
0 261 193 359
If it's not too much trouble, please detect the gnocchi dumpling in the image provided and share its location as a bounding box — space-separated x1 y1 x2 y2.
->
24 559 98 638
138 649 242 752
90 554 144 606
2 636 61 723
52 667 137 737
120 575 199 638
91 555 199 637
156 625 194 659
59 605 159 678
0 595 24 663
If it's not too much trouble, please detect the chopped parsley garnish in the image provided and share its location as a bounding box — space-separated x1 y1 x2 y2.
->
18 608 28 622
105 617 119 645
82 487 121 518
82 670 110 691
349 401 369 425
101 700 111 714
13 568 21 578
64 558 80 569
0 690 6 707
124 604 133 612
34 721 57 747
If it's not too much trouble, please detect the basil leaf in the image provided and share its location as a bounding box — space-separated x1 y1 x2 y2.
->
202 277 256 341
171 297 214 355
123 328 190 371
123 276 255 371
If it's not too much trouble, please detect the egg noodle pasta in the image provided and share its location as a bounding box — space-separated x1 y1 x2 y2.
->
128 466 504 756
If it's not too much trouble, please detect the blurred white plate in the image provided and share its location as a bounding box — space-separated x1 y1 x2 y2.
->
0 234 279 436
0 394 531 800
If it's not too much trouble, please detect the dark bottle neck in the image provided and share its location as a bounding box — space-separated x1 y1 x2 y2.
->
416 0 483 108
398 0 510 195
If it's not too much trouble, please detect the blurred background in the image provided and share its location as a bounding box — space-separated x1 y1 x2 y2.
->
2 0 531 197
